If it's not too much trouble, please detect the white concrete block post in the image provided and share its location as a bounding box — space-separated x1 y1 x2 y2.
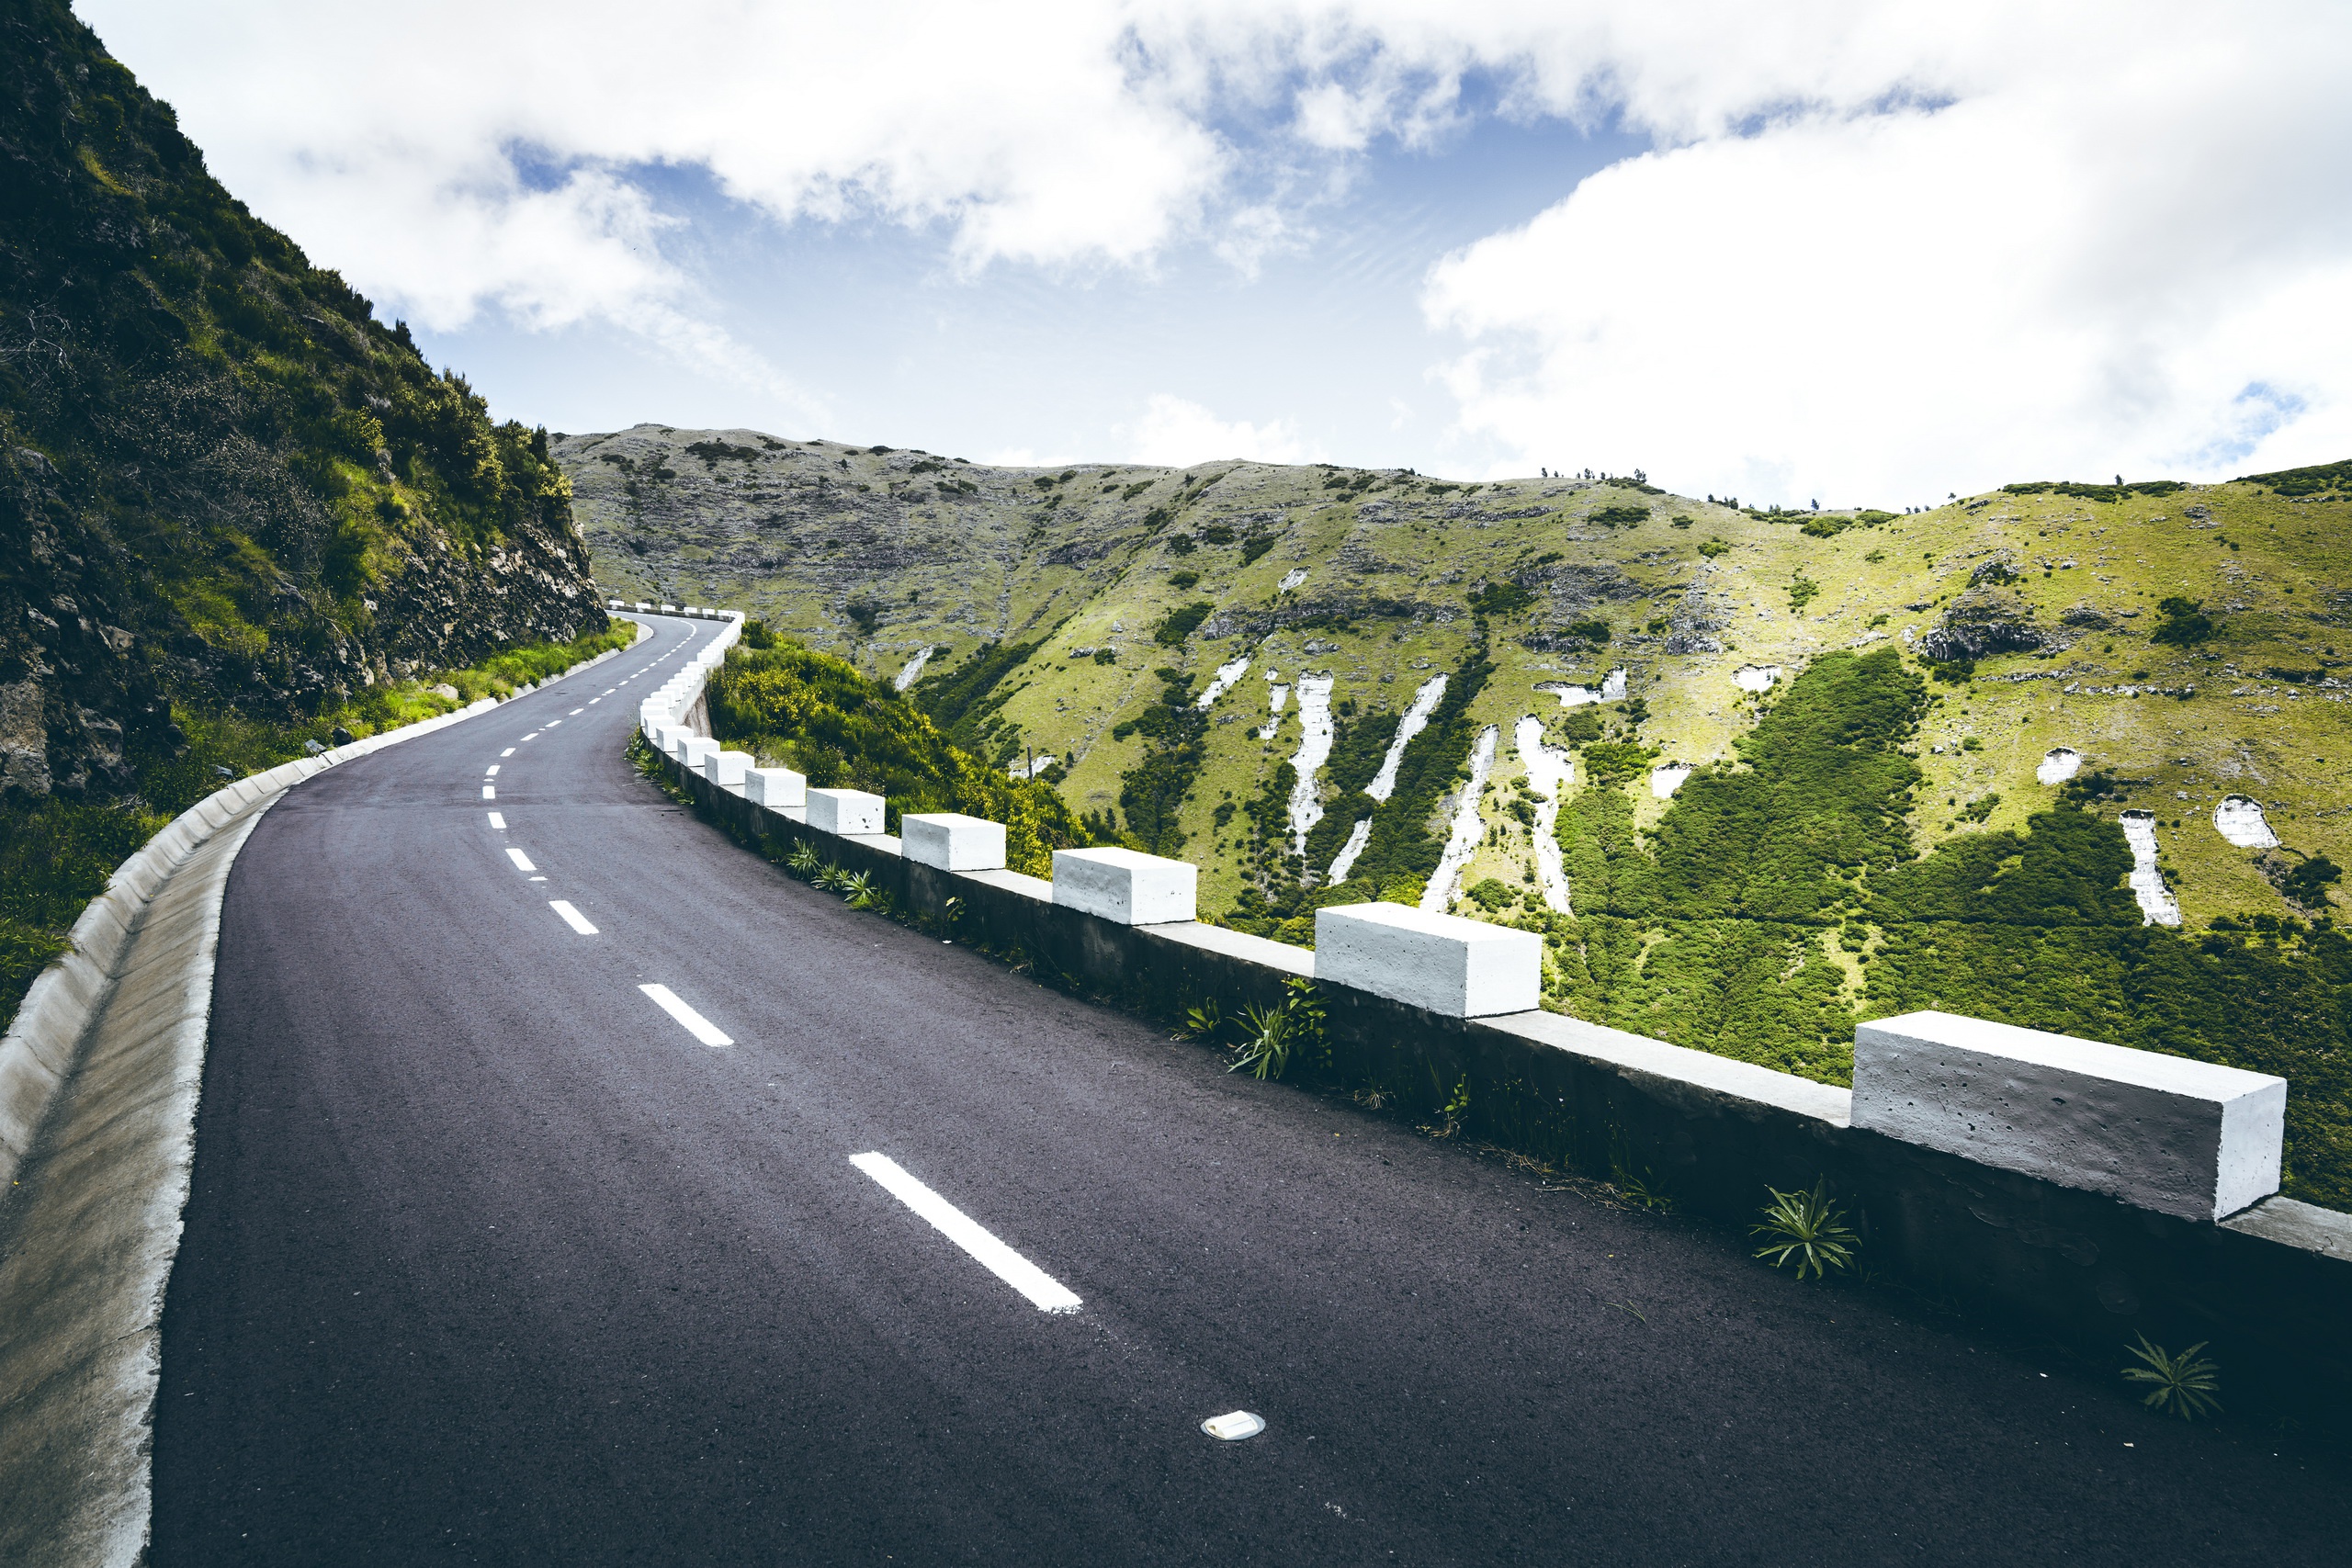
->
680 736 720 772
1315 903 1542 1018
1852 1010 2287 1221
901 813 1007 872
745 768 807 809
808 788 886 836
703 750 753 788
1051 847 1195 925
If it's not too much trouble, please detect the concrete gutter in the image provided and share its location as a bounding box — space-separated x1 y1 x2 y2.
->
0 626 642 1567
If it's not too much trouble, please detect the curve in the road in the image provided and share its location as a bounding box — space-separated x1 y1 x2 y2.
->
151 616 2352 1566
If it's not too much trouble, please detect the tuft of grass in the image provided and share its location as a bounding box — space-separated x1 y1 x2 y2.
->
1226 977 1326 1081
2122 1336 2222 1421
1751 1180 1857 1280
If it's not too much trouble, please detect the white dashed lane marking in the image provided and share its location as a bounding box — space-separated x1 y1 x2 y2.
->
487 812 505 829
506 847 537 873
850 1153 1083 1315
501 748 515 758
639 984 732 1046
485 765 499 776
549 900 597 935
570 707 583 716
482 785 495 799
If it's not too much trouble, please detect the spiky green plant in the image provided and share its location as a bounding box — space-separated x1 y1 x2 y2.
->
1226 978 1327 1080
1228 998 1295 1079
1182 998 1224 1042
1750 1181 1857 1280
839 870 887 910
786 840 822 878
2122 1336 2222 1421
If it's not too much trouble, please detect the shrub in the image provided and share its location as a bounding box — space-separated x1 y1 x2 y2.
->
2151 596 2215 646
1154 601 1215 645
711 637 1097 875
1465 876 1516 912
1470 581 1536 617
2282 855 2341 908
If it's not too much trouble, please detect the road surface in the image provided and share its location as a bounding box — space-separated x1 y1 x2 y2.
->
151 615 2351 1564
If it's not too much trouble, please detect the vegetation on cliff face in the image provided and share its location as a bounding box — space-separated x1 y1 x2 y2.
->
0 0 605 1024
708 635 1099 877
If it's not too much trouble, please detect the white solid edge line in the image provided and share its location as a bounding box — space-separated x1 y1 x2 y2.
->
849 1151 1083 1315
639 983 733 1046
549 899 597 935
506 846 537 873
487 811 505 829
482 784 495 799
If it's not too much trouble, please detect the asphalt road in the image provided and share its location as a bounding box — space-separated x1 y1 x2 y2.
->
151 615 2352 1565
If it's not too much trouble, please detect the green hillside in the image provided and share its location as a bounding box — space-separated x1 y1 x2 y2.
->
562 429 2352 1201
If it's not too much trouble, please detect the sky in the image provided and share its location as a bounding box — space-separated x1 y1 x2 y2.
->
79 1 2352 508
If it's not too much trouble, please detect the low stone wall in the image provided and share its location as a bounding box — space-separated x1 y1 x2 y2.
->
645 664 2352 1418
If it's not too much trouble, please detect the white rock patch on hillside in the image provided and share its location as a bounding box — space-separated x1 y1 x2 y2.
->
1256 671 1290 739
1650 762 1693 798
2214 795 2280 849
2119 810 2183 926
1515 716 1573 913
1368 675 1447 802
2037 746 2081 785
1195 656 1250 710
1424 724 1499 913
1278 568 1308 592
1733 664 1782 694
1536 668 1626 707
1286 674 1337 854
1326 817 1373 884
891 646 934 692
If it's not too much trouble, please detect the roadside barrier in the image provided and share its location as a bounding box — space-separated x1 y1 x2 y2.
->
642 623 2352 1419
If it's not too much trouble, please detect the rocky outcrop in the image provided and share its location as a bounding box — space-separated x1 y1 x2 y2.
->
1919 587 2044 662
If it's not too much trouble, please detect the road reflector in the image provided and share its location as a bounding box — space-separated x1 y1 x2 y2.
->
1201 1411 1264 1441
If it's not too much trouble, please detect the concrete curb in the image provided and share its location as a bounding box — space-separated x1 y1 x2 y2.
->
0 623 645 1567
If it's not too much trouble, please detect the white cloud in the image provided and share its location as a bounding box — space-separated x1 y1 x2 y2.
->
1417 5 2352 500
78 1 2352 491
1118 395 1321 467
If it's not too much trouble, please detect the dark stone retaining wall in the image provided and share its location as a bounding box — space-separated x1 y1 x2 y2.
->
660 749 2352 1423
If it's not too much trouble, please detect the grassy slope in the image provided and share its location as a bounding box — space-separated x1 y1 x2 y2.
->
564 430 2349 931
572 430 2352 1199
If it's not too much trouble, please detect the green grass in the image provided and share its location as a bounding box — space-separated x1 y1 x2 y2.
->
709 636 1102 876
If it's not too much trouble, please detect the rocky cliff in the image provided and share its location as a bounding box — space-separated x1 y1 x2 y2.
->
0 0 604 805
